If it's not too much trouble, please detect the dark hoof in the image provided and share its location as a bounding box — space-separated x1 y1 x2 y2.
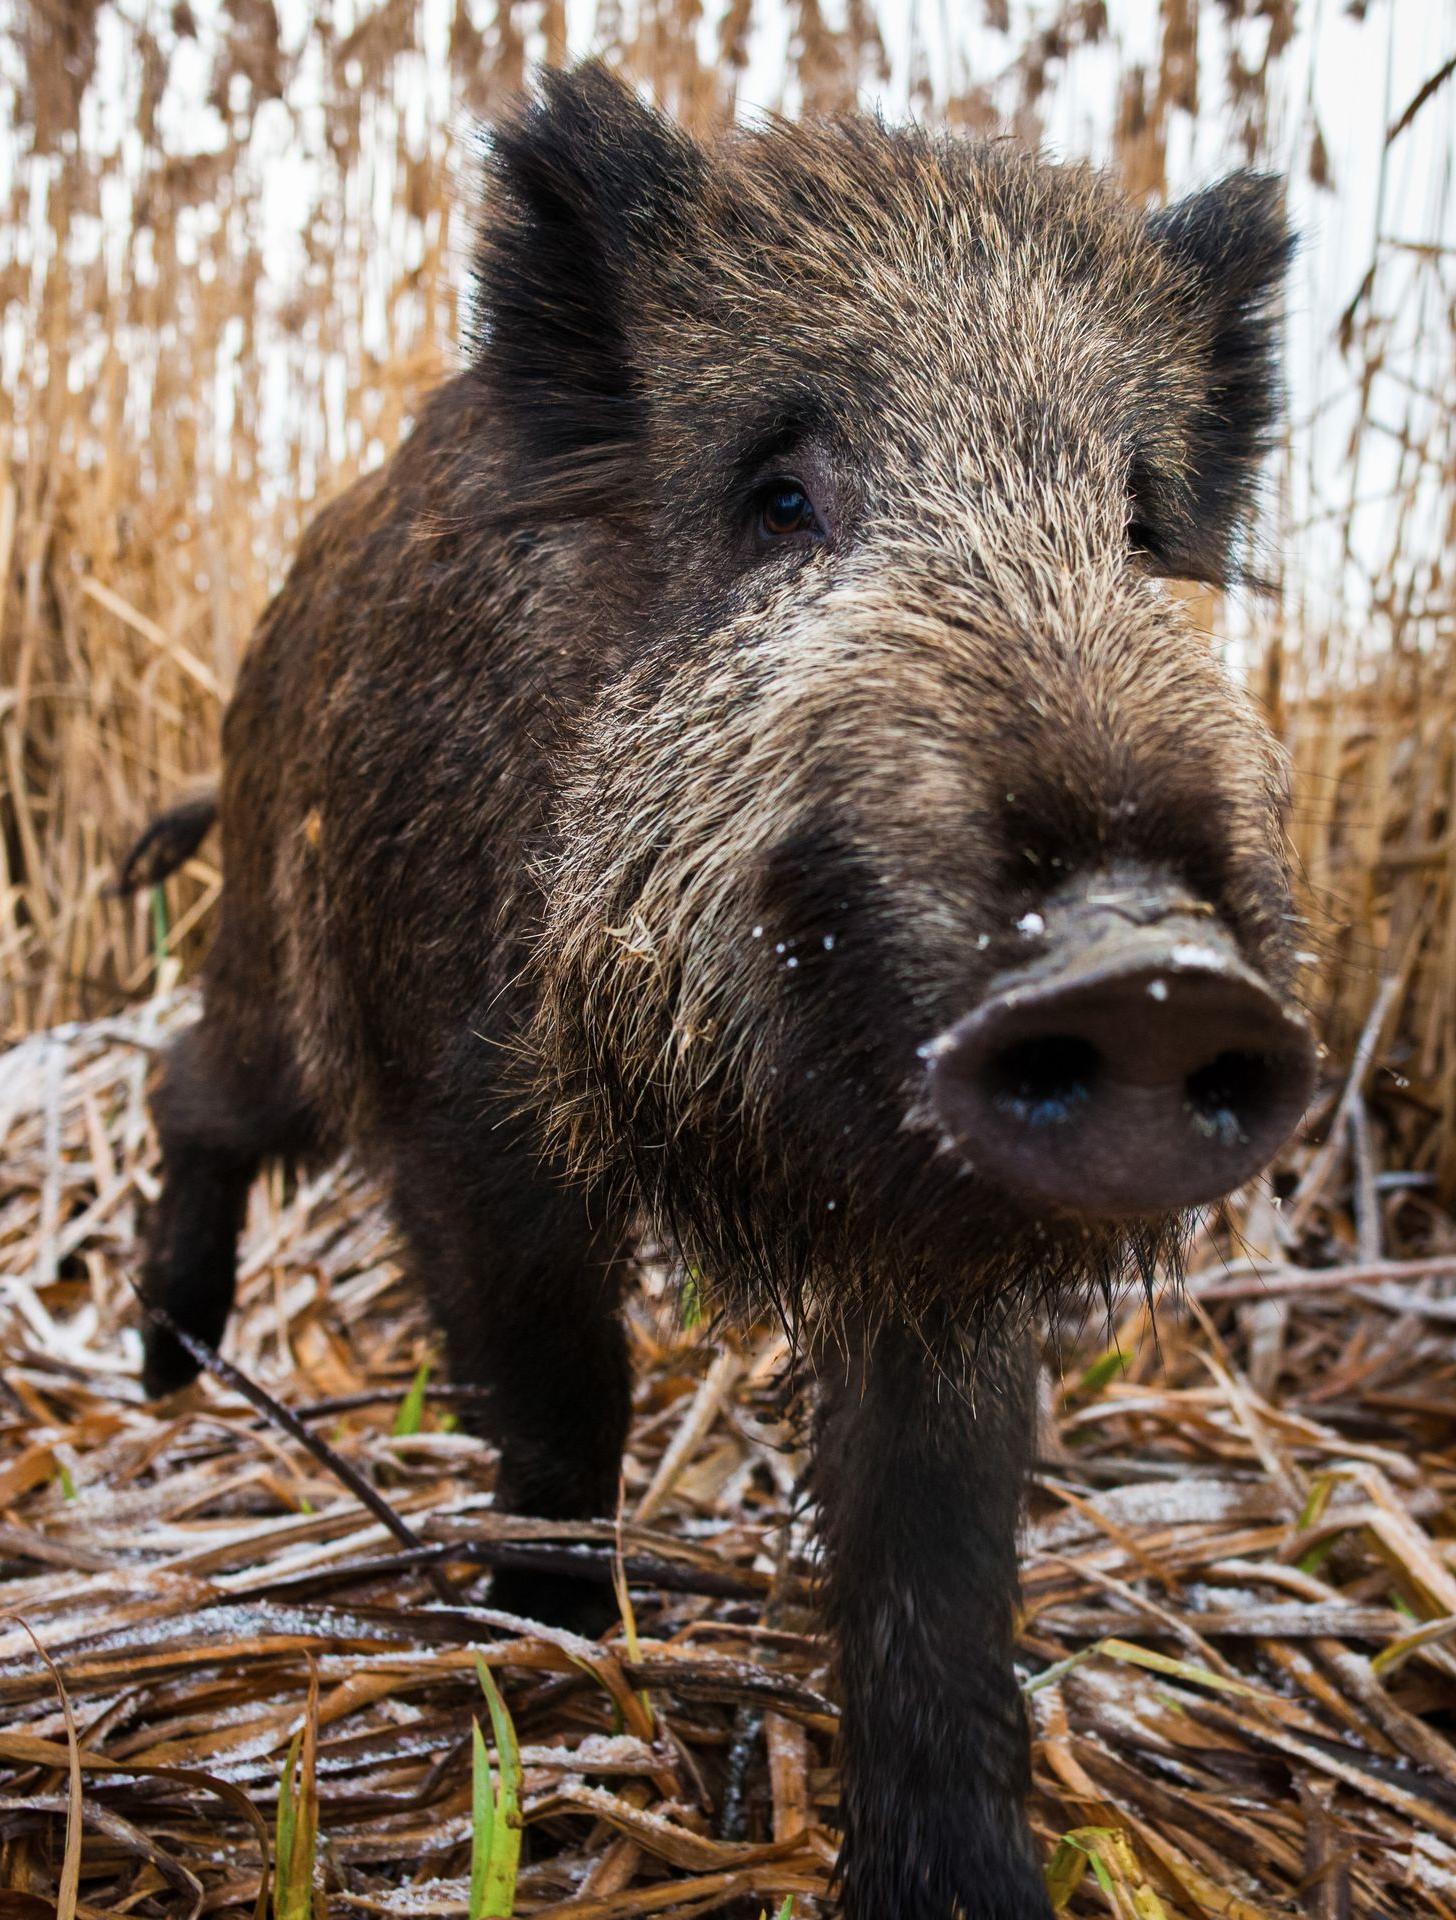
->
141 1322 204 1398
488 1566 619 1638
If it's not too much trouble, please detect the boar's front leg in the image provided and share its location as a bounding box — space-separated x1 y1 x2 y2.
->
815 1318 1048 1919
386 1129 633 1635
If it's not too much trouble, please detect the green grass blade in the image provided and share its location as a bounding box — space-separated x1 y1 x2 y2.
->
275 1732 298 1883
392 1360 431 1437
149 883 169 970
1044 1833 1092 1909
468 1717 495 1920
1076 1345 1130 1394
679 1265 705 1328
1045 1825 1170 1917
1028 1636 1275 1701
1097 1635 1270 1699
474 1657 523 1916
273 1711 320 1920
274 1729 317 1920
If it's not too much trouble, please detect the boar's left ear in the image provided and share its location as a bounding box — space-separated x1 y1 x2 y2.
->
473 63 705 515
1146 171 1293 579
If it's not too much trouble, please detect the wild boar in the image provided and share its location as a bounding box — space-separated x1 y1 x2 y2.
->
127 65 1314 1917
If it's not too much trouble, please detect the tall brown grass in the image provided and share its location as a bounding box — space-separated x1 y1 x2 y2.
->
3 0 1453 1195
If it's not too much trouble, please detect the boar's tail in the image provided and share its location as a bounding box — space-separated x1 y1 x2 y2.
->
115 788 220 894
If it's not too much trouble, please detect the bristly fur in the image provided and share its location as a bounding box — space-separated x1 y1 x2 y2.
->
135 64 1299 1919
473 64 707 513
1144 171 1295 581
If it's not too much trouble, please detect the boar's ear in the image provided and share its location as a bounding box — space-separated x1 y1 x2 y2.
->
1145 171 1293 579
473 63 704 515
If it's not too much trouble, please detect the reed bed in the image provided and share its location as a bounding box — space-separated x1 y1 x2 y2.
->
3 0 1456 1913
4 984 1456 1914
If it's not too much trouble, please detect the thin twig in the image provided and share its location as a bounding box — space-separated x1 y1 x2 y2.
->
132 1294 461 1606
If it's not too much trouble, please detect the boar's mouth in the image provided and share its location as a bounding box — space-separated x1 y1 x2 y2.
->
921 886 1316 1220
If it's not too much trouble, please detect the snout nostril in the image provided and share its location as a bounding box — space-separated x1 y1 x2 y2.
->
924 888 1316 1217
1184 1049 1276 1147
987 1035 1100 1128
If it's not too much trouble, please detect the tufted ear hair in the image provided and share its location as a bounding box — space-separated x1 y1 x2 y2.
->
1145 171 1294 580
472 63 705 516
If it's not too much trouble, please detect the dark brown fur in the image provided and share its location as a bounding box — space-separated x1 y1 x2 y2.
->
132 66 1298 1917
114 787 218 893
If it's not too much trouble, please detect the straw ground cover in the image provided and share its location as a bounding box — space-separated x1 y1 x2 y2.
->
5 985 1456 1913
3 0 1456 1912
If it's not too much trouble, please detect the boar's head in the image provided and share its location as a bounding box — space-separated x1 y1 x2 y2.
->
486 67 1314 1335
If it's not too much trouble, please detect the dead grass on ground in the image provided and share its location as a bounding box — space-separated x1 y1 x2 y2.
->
3 991 1456 1915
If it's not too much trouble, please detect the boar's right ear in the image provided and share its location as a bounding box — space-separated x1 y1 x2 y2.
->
1145 171 1293 580
473 64 704 515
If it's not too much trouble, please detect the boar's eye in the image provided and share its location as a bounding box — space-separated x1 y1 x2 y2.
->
754 479 823 548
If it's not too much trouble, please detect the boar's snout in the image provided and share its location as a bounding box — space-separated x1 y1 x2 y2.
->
923 877 1315 1218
